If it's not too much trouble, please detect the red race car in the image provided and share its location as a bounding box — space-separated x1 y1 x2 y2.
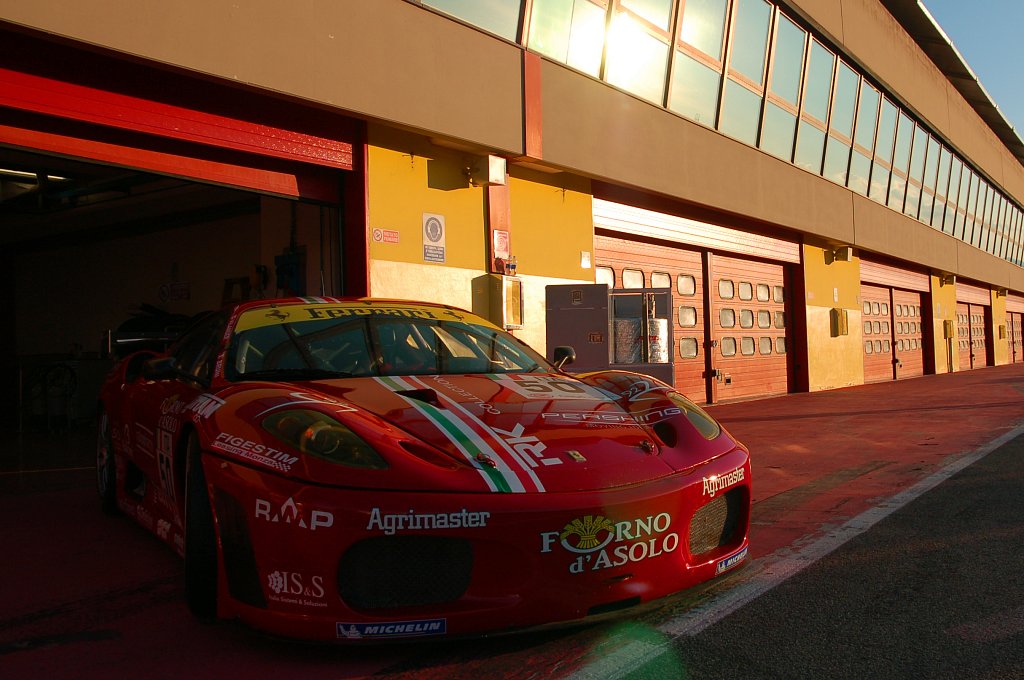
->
97 297 750 641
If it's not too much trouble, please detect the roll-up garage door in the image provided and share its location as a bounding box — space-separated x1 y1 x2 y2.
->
861 284 894 382
710 256 789 401
1007 296 1024 364
859 260 929 381
957 283 991 370
594 235 705 401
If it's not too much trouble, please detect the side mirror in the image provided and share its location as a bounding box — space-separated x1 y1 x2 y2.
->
553 346 576 370
142 356 180 381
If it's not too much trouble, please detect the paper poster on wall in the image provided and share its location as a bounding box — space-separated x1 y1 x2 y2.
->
422 213 446 263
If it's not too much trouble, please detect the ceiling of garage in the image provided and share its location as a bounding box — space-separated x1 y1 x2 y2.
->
0 148 259 251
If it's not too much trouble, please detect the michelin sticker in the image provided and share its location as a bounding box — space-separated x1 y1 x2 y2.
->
336 618 447 639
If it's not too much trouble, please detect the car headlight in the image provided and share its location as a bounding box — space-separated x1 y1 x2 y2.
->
666 392 721 440
262 409 388 469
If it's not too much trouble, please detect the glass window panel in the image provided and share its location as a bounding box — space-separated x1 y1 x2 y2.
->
738 282 753 300
729 0 772 85
606 14 671 102
741 336 756 355
773 286 785 302
652 272 671 288
892 112 913 173
679 0 729 59
888 174 907 211
874 99 898 162
719 279 735 298
720 79 763 146
849 151 871 196
721 337 737 356
769 14 806 105
760 103 797 161
678 306 698 327
621 0 673 30
865 340 873 354
795 121 825 173
679 337 699 358
904 182 921 219
423 0 522 41
919 191 934 227
759 337 773 355
863 301 871 315
923 137 940 191
775 336 787 354
677 274 696 296
935 147 951 197
864 320 872 335
756 284 770 301
830 63 858 138
774 311 786 328
669 51 721 126
869 161 890 203
908 126 928 182
720 308 736 327
623 268 645 288
803 40 834 122
854 82 880 150
824 137 851 184
757 310 771 328
529 0 606 76
596 265 615 287
740 309 754 328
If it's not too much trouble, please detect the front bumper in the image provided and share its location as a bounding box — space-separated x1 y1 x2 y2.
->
204 448 751 641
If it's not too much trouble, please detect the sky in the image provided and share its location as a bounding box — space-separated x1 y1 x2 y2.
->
921 0 1024 135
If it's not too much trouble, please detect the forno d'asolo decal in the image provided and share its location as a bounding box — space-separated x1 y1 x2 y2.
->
540 513 678 573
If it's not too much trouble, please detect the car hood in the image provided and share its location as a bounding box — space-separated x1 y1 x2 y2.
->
318 373 676 493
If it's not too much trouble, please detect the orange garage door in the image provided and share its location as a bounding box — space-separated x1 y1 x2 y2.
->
861 285 894 382
891 290 925 378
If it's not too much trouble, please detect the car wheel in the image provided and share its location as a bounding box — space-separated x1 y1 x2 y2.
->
96 409 118 515
184 431 218 619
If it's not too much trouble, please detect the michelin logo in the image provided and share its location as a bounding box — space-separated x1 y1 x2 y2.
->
336 618 446 639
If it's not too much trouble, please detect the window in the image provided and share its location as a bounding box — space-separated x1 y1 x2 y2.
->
919 135 940 226
720 0 772 145
887 111 913 211
932 146 952 231
865 340 873 354
775 336 787 354
670 0 729 126
678 306 698 327
424 0 523 41
872 302 880 315
863 321 872 335
759 337 773 355
760 13 805 161
623 268 645 288
720 308 736 327
596 265 615 287
863 301 871 315
794 40 834 173
823 62 858 185
738 281 753 300
606 1 672 103
881 303 889 315
678 274 697 296
849 81 880 196
758 310 771 328
740 309 754 328
528 0 607 76
741 337 756 355
869 98 897 203
719 279 735 299
904 124 929 219
774 311 786 328
679 337 699 358
757 283 771 301
722 337 737 356
652 271 671 288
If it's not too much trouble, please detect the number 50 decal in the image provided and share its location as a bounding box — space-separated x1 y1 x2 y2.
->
493 375 598 400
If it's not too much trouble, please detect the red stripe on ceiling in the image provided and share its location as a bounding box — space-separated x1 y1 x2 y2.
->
0 67 353 171
0 122 340 203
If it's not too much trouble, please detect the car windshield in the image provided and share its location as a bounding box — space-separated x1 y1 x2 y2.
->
225 305 550 381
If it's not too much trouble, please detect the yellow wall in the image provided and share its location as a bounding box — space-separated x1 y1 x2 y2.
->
802 242 865 391
929 274 958 374
991 289 1009 365
507 168 592 282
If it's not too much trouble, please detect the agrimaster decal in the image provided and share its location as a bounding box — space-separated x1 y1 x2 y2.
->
366 508 491 535
702 466 745 497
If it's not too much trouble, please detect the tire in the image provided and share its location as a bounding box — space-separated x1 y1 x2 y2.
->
96 409 118 515
184 431 218 619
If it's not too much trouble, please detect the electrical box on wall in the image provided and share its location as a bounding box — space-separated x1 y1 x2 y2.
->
830 308 849 337
943 319 955 339
488 274 523 330
999 324 1007 339
469 155 507 186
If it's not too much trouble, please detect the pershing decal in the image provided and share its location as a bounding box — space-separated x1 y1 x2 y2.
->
375 376 542 493
366 508 491 535
702 466 745 497
336 619 447 640
540 513 679 574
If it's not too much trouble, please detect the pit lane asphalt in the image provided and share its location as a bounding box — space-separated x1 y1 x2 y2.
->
2 362 1023 679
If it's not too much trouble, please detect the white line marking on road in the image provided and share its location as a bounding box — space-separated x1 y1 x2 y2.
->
569 424 1024 680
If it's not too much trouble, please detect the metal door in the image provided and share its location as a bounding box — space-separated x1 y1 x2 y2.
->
709 255 789 402
595 235 705 402
891 290 925 378
861 284 894 382
1009 312 1023 363
957 303 989 369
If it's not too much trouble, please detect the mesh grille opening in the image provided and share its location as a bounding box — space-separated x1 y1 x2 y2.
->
338 536 473 610
689 488 744 557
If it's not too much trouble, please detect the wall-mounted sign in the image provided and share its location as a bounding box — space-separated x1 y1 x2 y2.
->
422 213 446 263
372 228 400 244
493 229 509 260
